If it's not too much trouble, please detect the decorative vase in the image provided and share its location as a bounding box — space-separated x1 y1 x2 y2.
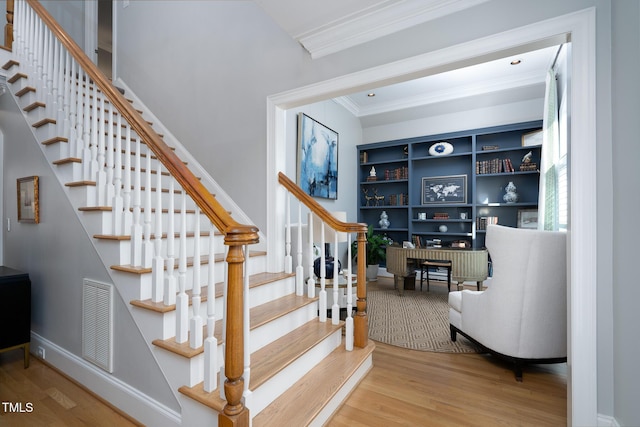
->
439 224 448 233
379 211 390 229
503 181 519 203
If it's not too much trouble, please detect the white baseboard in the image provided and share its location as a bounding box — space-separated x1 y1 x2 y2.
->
598 413 620 427
30 332 181 427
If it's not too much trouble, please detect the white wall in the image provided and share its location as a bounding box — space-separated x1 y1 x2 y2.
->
362 98 544 144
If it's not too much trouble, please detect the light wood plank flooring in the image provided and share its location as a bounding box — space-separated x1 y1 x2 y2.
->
0 279 566 426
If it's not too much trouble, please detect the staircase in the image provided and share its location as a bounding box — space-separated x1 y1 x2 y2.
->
1 1 374 426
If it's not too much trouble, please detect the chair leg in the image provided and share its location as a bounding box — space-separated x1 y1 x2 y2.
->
450 325 457 342
420 265 425 291
426 269 430 292
447 267 451 292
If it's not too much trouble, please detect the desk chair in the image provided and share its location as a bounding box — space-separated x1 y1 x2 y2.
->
420 259 452 291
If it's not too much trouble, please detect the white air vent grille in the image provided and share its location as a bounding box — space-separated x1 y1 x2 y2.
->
82 279 114 373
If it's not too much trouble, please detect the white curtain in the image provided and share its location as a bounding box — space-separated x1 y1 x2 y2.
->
538 68 560 230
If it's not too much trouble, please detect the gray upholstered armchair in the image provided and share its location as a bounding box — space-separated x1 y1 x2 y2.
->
448 224 567 380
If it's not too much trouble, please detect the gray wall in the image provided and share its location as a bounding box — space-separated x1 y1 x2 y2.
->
611 1 640 425
0 93 179 411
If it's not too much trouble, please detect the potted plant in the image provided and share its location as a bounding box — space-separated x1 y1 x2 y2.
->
352 225 390 281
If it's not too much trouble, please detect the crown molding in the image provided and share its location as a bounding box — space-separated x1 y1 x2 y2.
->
299 0 489 59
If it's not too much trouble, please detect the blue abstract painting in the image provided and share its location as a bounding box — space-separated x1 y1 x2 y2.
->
297 113 338 199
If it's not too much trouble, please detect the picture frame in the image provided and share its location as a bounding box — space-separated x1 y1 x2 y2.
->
517 208 538 229
421 174 467 205
297 113 338 199
17 176 39 223
522 129 543 147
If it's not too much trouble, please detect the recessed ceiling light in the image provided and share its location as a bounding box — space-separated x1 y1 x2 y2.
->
510 59 522 65
367 93 376 97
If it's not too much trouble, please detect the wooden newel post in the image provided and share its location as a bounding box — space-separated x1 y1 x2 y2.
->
219 226 258 427
354 230 368 348
5 0 14 49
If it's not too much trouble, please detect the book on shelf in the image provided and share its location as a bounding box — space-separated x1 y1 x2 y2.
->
476 216 499 230
360 151 368 163
388 193 408 206
519 162 538 171
476 158 516 174
384 166 408 180
432 212 449 220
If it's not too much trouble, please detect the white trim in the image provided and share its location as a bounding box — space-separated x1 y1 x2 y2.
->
267 8 598 424
298 0 490 59
84 0 98 63
30 332 181 427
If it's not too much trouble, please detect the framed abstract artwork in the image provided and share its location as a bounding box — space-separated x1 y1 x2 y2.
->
297 113 338 199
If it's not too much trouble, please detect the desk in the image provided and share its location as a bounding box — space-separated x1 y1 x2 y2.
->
386 246 488 295
0 267 31 368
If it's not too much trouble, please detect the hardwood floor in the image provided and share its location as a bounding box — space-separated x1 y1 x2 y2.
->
0 279 566 426
0 349 140 426
328 277 567 426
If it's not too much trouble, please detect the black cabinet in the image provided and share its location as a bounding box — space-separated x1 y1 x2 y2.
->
357 121 542 249
0 266 31 368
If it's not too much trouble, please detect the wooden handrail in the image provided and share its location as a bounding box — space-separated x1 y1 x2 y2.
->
278 171 369 348
278 172 367 235
26 0 259 246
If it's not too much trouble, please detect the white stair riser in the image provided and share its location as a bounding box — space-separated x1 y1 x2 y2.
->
178 396 219 427
249 329 342 416
92 234 225 266
250 302 318 354
78 208 211 236
130 276 295 340
110 254 267 301
154 301 320 389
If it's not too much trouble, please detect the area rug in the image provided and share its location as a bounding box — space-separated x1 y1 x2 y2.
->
367 283 480 353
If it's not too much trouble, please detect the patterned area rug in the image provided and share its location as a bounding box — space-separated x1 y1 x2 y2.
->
368 282 480 353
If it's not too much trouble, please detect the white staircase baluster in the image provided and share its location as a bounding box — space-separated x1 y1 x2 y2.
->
46 29 55 117
307 212 315 298
151 158 165 303
243 244 251 401
284 193 292 274
57 41 68 137
319 221 327 323
81 72 92 183
345 234 354 351
219 247 228 400
89 83 100 182
190 207 203 349
295 202 303 296
176 190 189 344
95 96 107 207
66 55 77 163
163 178 176 306
142 145 153 268
130 136 143 267
112 114 123 235
331 229 340 325
38 24 46 93
122 125 133 234
105 106 115 206
203 221 217 392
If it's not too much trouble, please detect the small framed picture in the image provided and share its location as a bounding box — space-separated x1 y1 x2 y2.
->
517 208 538 229
421 174 467 205
17 176 40 223
522 129 543 147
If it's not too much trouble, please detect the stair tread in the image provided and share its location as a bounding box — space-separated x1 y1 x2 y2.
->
2 59 19 70
130 272 294 313
111 250 267 274
153 292 316 358
15 86 36 97
94 230 216 242
177 319 343 406
252 341 375 427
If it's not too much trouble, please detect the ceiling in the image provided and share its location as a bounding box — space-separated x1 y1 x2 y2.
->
255 0 559 126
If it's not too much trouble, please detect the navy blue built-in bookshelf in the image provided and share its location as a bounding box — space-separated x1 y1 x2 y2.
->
357 121 542 249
